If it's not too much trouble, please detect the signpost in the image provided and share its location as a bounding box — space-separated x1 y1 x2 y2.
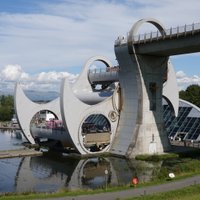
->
105 169 108 190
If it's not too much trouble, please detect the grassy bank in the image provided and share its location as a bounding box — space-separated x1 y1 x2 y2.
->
135 153 179 161
1 178 200 200
135 149 200 184
126 184 200 200
135 147 200 161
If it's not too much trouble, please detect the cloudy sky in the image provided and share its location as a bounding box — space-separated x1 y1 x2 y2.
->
0 0 200 93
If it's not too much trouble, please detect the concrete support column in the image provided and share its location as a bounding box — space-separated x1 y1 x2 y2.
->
111 18 173 158
126 55 171 157
111 43 171 157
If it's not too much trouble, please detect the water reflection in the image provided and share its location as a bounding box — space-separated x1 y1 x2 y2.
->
0 130 25 151
16 156 78 192
80 158 111 188
0 158 22 193
0 130 162 194
0 153 162 193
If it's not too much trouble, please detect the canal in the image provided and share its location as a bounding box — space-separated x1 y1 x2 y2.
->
1 130 195 194
0 129 25 151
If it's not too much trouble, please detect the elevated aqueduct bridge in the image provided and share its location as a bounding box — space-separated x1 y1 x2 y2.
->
89 21 200 84
15 19 200 158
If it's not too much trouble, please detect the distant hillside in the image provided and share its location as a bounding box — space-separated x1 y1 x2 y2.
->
0 90 59 102
24 90 59 101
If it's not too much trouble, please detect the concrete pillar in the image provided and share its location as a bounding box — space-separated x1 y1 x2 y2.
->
111 18 173 158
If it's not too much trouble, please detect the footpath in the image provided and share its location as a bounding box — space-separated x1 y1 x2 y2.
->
37 175 200 200
0 148 42 159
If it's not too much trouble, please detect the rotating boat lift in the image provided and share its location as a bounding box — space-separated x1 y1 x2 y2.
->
15 18 179 158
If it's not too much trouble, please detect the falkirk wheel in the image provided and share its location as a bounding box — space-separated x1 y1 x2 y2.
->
15 18 179 158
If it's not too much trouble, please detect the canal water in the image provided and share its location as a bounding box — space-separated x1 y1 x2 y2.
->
0 130 163 194
0 130 25 151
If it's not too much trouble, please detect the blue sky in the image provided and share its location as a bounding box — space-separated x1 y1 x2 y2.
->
0 0 199 92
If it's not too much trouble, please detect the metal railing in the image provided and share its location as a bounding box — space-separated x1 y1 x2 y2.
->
88 67 119 74
132 22 200 44
88 67 119 84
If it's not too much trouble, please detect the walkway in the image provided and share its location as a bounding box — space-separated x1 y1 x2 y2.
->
38 175 200 200
0 148 42 159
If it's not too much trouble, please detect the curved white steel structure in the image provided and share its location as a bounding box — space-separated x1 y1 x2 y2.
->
15 56 120 154
15 18 181 158
163 61 179 117
73 55 115 105
60 77 119 154
14 84 62 144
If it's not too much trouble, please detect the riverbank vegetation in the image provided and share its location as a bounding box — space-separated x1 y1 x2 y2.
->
0 95 14 121
135 153 179 161
135 149 200 183
179 84 200 108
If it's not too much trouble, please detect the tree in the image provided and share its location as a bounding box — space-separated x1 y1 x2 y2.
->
0 95 14 121
179 84 200 108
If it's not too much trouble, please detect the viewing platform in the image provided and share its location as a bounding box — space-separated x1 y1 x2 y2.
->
0 121 20 130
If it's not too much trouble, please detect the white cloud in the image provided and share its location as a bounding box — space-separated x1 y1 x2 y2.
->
1 65 29 81
0 65 199 95
0 0 199 73
176 71 186 78
0 64 78 93
0 0 200 93
36 71 76 83
176 70 200 90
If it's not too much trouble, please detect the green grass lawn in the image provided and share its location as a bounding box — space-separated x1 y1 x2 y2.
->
1 182 200 200
125 184 200 200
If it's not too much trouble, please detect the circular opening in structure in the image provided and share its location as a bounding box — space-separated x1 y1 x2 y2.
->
132 21 165 43
81 114 111 152
88 60 113 91
24 90 59 102
136 23 158 35
89 60 109 72
30 110 63 143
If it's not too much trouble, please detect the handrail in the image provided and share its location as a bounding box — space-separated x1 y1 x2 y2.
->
132 22 200 44
88 66 119 74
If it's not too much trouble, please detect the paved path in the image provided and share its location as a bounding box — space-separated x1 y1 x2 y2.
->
37 175 200 200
